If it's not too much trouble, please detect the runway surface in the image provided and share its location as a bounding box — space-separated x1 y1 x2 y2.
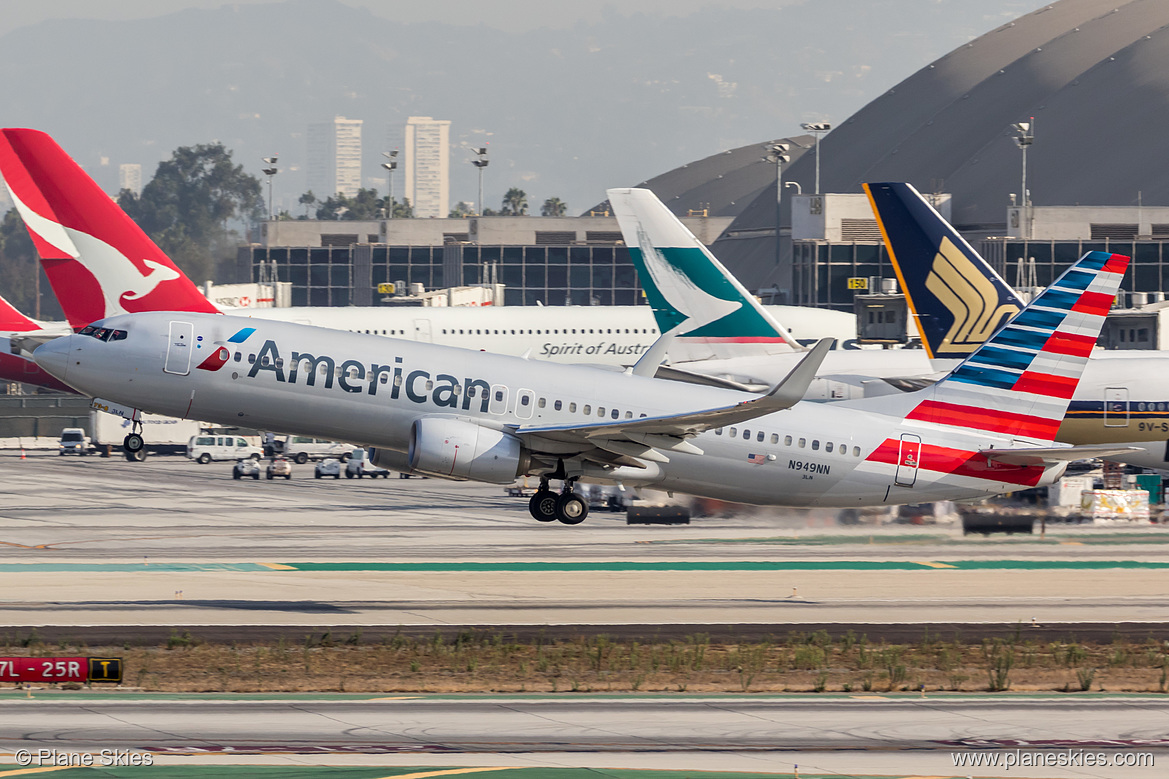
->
0 694 1165 778
2 454 1169 631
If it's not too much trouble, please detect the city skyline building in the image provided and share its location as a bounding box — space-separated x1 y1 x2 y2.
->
118 163 142 196
403 116 450 219
306 116 363 198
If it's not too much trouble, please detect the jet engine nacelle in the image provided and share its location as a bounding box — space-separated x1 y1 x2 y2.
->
368 447 415 474
408 417 527 483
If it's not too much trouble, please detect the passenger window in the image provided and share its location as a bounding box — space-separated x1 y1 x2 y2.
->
570 403 577 413
495 390 504 401
839 443 846 454
379 373 389 383
812 440 820 451
715 428 723 436
597 407 606 417
467 386 476 397
757 431 764 442
798 438 806 448
538 398 546 408
425 380 434 391
554 400 562 411
521 395 530 406
853 446 861 457
583 405 591 415
784 435 792 446
770 434 778 444
394 374 403 386
248 354 256 364
611 409 619 419
234 352 241 362
825 442 834 453
730 427 738 437
624 411 632 419
742 429 750 440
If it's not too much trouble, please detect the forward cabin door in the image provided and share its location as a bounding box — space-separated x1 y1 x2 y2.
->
164 321 194 375
413 319 432 343
894 433 922 488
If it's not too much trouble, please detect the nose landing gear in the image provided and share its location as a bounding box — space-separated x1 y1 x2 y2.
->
527 476 590 525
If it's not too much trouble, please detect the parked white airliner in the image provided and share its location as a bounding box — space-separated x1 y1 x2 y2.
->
34 250 1134 524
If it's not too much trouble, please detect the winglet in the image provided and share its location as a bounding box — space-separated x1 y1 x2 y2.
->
761 337 833 410
630 331 675 377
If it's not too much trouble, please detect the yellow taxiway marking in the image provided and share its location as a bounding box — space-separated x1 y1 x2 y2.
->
258 563 296 570
1061 541 1084 546
0 768 73 776
374 769 518 779
366 696 422 701
849 695 889 700
913 561 956 569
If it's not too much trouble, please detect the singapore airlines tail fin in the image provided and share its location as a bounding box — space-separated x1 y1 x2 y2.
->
607 187 803 362
865 182 1024 360
906 250 1128 443
0 128 219 329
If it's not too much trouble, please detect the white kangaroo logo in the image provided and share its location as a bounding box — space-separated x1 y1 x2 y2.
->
9 190 179 316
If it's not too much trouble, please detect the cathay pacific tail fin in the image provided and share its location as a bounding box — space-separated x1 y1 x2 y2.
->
607 187 803 362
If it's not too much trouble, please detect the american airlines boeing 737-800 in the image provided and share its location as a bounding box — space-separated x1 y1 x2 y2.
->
33 250 1135 524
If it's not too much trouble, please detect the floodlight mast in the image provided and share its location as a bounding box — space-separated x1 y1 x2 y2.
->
1012 119 1034 238
261 156 278 220
764 142 791 277
800 122 831 195
471 146 489 216
381 150 399 219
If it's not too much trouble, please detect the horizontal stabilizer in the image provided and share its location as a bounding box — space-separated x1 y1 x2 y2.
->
979 444 1142 466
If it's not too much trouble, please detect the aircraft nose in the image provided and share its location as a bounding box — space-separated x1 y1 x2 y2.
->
33 336 73 382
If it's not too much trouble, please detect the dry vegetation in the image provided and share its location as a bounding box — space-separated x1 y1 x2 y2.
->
5 628 1169 694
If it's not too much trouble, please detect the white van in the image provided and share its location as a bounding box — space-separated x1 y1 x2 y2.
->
281 436 352 464
187 434 261 464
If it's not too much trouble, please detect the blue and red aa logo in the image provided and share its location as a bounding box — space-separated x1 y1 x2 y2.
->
196 327 255 371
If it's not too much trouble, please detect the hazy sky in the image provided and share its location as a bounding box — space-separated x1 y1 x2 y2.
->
0 0 1047 36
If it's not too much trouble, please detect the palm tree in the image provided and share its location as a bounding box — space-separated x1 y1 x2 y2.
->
501 187 528 216
298 190 316 219
540 197 567 217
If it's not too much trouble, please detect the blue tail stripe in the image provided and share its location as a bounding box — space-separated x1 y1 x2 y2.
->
994 327 1049 351
1036 288 1080 310
1054 269 1095 292
1074 253 1110 271
948 364 1020 390
969 345 1036 371
1011 308 1066 331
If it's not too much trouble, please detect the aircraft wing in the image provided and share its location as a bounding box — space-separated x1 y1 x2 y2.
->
979 444 1143 466
516 339 832 446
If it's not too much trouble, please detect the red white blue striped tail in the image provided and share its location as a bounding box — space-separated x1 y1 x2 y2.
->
906 251 1129 441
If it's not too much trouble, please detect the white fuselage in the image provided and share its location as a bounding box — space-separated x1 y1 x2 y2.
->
235 304 860 363
35 312 1067 507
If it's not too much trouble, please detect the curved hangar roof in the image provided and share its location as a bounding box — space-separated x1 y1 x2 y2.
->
711 0 1169 289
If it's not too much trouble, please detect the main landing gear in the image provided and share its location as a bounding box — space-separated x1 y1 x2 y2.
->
528 476 589 526
123 421 146 462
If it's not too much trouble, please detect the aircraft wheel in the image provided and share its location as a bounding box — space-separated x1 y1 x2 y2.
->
124 433 144 453
529 490 558 522
556 492 589 525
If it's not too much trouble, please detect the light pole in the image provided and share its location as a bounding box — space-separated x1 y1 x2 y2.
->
800 122 831 195
764 142 790 272
381 150 399 219
471 146 489 215
261 156 278 220
1012 119 1034 238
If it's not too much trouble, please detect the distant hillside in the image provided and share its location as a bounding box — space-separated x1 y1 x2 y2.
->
0 0 1039 214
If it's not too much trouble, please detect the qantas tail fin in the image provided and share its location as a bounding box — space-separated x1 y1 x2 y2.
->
864 182 1024 359
0 128 219 328
607 187 803 362
907 250 1128 442
0 293 41 332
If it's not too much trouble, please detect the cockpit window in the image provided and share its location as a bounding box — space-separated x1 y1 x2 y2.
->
84 328 128 342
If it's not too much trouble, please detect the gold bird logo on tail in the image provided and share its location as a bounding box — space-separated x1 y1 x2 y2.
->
925 237 1020 354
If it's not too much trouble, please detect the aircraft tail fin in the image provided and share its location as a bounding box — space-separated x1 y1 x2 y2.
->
0 294 41 332
907 250 1128 442
607 187 803 362
0 128 219 328
865 182 1024 359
